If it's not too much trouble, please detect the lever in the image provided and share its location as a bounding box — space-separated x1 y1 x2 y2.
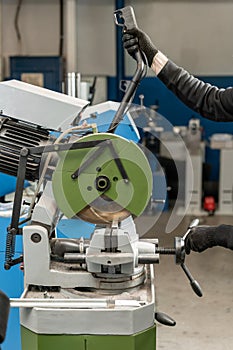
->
157 225 203 297
114 6 138 30
156 236 203 297
155 312 176 327
181 263 203 297
177 218 203 297
0 290 10 344
182 218 199 240
108 6 145 133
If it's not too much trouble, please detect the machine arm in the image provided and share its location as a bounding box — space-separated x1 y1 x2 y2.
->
108 6 145 133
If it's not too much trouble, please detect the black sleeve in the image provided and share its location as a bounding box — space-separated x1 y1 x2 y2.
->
185 224 233 254
158 60 233 122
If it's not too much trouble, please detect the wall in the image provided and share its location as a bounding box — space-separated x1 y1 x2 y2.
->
126 0 233 76
1 0 233 77
1 0 60 77
1 0 233 179
75 0 115 75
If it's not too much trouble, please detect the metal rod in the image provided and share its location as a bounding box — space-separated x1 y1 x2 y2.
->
29 139 109 155
108 50 144 133
138 255 159 264
10 298 142 309
115 0 125 102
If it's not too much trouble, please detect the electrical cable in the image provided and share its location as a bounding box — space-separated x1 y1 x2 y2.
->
59 0 64 57
88 76 97 105
14 0 23 42
107 49 146 133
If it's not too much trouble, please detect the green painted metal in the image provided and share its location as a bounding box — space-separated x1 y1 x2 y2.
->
52 133 152 219
21 325 156 350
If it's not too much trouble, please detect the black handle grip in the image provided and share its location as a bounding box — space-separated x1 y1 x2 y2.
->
114 6 138 30
155 312 176 327
0 290 10 344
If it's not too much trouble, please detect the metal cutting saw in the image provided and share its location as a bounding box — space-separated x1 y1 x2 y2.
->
0 6 203 350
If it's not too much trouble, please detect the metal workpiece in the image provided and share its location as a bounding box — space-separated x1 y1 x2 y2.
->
138 255 159 264
63 253 86 264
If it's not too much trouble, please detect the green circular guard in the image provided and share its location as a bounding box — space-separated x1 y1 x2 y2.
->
52 133 152 223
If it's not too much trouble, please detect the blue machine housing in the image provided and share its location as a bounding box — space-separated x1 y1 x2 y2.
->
10 56 64 93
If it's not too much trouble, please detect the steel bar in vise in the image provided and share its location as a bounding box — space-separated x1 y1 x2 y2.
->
29 139 109 155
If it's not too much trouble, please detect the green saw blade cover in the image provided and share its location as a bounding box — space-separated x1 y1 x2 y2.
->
52 133 152 220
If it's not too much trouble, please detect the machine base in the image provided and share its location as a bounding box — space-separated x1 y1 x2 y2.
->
21 325 156 350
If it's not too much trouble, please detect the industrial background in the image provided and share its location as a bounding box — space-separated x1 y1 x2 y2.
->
0 0 232 350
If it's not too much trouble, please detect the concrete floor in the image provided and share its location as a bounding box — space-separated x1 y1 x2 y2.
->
135 211 233 350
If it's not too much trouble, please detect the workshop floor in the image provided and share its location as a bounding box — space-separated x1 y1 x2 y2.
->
135 211 233 350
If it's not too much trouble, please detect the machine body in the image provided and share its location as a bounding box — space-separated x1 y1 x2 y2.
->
0 7 202 350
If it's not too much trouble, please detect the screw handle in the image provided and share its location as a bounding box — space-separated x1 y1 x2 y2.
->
155 312 176 327
182 218 200 240
181 262 203 297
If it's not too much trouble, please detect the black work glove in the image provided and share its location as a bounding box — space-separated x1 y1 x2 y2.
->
122 28 158 67
185 224 233 254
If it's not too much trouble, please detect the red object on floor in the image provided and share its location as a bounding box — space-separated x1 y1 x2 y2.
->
203 196 216 215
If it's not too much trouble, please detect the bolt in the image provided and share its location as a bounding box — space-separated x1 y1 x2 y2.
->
31 233 42 243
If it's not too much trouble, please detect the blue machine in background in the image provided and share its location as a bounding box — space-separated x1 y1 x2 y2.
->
10 56 64 92
108 75 233 182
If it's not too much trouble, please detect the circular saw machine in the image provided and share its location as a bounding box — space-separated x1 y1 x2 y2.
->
1 6 203 350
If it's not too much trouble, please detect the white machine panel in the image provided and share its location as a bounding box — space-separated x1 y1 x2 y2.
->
0 80 88 131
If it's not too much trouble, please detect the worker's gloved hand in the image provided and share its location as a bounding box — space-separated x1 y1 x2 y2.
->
122 28 158 67
185 224 233 254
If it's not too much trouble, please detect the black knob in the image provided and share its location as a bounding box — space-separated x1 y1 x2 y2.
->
0 290 10 344
155 312 176 327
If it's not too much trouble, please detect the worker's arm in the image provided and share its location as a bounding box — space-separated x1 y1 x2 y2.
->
185 224 233 254
123 29 233 122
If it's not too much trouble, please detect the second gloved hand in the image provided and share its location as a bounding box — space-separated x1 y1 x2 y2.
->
185 224 233 254
122 28 158 67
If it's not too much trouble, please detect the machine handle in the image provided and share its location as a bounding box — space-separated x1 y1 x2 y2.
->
181 263 203 297
0 290 10 345
155 312 176 327
108 6 144 133
182 218 200 240
114 6 138 30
